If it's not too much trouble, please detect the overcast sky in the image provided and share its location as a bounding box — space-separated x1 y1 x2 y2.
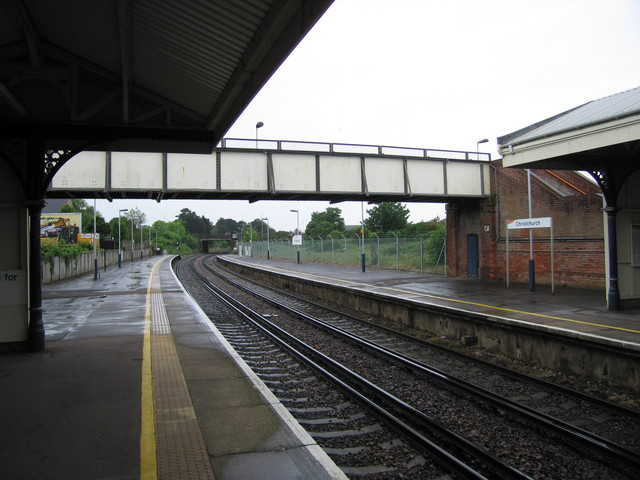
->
92 0 640 232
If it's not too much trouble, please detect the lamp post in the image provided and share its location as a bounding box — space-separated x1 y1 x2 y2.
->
527 169 535 292
290 209 300 264
476 138 488 160
118 208 128 268
255 121 264 148
93 198 98 280
262 217 270 259
360 201 365 272
131 217 134 263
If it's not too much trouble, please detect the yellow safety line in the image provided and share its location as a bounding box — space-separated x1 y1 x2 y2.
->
239 260 640 335
140 262 159 480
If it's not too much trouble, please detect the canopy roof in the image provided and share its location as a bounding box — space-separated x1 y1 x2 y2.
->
0 0 333 153
498 86 640 171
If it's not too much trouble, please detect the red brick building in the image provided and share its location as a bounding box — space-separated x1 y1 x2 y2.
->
447 161 605 290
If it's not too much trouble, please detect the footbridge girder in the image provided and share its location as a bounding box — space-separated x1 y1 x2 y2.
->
47 138 491 204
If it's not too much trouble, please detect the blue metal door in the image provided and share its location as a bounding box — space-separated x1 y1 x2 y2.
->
467 234 479 278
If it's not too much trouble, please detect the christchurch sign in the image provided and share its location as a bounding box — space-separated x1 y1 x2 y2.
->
507 217 552 229
506 217 554 293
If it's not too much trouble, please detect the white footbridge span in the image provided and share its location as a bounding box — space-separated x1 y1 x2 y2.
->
48 138 491 203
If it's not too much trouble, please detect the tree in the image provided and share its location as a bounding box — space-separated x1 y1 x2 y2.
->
125 207 147 228
305 207 345 237
149 219 199 254
88 212 110 238
177 208 212 236
240 221 258 242
57 199 112 238
213 218 240 235
401 216 444 235
364 202 410 233
59 199 88 214
60 199 93 233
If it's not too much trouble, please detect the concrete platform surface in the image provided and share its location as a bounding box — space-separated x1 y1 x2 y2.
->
0 256 347 480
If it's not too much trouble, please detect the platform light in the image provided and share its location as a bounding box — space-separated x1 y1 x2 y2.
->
118 209 128 268
476 138 488 160
256 121 264 148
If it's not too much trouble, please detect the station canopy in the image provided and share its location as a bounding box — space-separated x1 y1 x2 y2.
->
0 1 333 153
498 86 640 173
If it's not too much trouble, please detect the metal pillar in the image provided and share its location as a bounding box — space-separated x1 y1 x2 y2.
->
27 135 45 352
604 207 620 311
590 169 621 311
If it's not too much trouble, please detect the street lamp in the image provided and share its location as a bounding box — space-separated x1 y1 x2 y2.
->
118 208 128 268
131 217 134 262
527 168 535 292
93 198 98 280
256 121 264 148
361 201 365 272
290 209 300 264
476 138 488 160
262 217 270 260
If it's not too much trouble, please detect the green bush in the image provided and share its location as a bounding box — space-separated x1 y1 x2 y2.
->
41 242 88 277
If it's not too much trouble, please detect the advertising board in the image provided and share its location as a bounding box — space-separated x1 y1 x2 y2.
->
40 213 82 238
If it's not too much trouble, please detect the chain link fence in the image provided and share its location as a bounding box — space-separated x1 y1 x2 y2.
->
238 233 447 275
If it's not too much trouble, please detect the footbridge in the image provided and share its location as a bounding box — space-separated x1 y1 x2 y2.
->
48 138 491 204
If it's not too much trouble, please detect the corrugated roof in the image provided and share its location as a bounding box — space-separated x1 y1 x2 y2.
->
0 0 334 153
498 86 640 147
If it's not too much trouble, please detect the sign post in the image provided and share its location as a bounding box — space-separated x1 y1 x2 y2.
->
292 234 302 264
506 217 554 294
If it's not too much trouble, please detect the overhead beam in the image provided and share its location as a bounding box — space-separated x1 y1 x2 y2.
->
0 81 28 119
7 0 43 67
117 0 132 123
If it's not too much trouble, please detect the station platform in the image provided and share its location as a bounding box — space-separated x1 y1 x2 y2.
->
223 254 640 347
0 256 347 480
2 254 638 480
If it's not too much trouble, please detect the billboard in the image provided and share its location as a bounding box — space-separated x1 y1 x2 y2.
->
40 213 82 238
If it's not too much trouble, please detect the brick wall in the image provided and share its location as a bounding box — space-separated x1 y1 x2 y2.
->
447 162 605 289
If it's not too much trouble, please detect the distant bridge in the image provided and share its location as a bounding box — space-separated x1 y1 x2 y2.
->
48 138 491 204
199 234 237 253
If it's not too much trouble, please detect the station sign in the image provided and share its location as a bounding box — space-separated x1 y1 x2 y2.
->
292 234 303 246
0 270 27 306
507 217 552 229
505 217 554 294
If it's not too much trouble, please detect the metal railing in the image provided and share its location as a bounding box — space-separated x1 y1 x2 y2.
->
238 233 447 275
219 138 491 162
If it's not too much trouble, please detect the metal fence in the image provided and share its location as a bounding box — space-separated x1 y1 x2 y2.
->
238 233 447 275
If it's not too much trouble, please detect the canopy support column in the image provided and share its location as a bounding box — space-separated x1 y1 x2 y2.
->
27 135 45 352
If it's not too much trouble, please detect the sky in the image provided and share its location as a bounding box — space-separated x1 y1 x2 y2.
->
91 0 640 232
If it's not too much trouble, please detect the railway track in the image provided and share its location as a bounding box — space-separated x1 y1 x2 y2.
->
177 254 639 480
210 257 640 452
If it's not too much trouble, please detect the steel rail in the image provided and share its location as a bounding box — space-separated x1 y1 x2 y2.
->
187 260 531 480
213 258 640 421
206 259 640 472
